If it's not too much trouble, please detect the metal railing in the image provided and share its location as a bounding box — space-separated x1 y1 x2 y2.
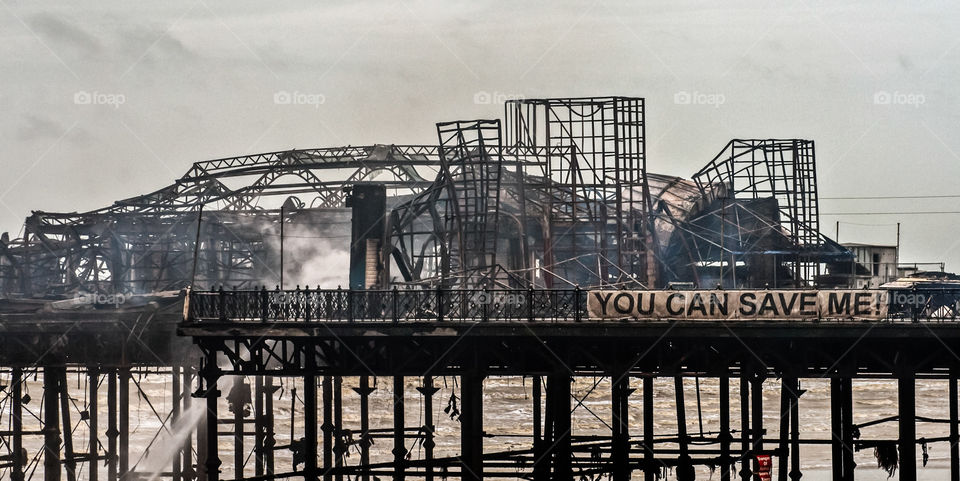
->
185 287 960 324
187 287 585 323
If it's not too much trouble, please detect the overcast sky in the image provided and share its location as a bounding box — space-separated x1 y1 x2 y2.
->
1 1 959 270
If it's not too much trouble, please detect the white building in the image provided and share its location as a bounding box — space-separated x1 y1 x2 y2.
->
841 243 898 288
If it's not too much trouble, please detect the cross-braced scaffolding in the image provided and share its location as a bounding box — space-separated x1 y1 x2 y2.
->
505 97 653 287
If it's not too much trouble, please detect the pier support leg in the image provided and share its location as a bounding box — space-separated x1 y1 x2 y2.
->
460 372 484 481
739 373 751 481
12 367 24 481
548 374 572 481
840 378 854 481
951 370 959 481
417 377 439 481
533 376 547 481
107 371 117 481
334 377 344 481
899 373 917 481
44 366 62 481
779 377 790 481
183 368 194 481
321 376 331 481
254 376 264 478
353 376 375 481
60 369 76 481
119 367 130 481
643 376 655 481
830 378 843 481
90 367 99 481
265 376 276 477
789 377 801 481
172 367 181 481
233 377 243 480
675 377 694 481
611 374 632 481
203 370 221 481
393 376 406 481
751 372 764 476
305 375 318 481
197 374 208 481
720 375 731 481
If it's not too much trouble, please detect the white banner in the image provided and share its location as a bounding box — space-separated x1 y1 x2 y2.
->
587 290 890 321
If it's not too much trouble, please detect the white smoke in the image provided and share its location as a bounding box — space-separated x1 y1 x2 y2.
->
138 376 237 481
277 222 350 289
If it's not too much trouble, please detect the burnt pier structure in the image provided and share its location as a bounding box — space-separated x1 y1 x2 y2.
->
0 96 958 480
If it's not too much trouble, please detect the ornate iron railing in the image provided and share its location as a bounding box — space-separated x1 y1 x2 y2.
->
185 287 960 324
186 287 585 323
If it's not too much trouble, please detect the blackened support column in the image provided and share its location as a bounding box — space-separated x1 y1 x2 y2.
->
840 377 854 481
119 368 130 481
789 377 801 481
460 372 484 481
899 371 917 481
533 376 547 481
107 371 118 481
643 376 655 481
720 375 731 481
334 377 344 481
183 368 194 481
778 377 790 481
43 367 61 481
321 375 332 481
172 367 181 481
11 367 24 481
89 367 99 481
393 376 406 481
675 377 694 481
739 373 751 481
751 372 765 478
233 377 244 480
830 378 843 481
611 374 633 481
202 368 221 481
304 375 318 481
549 374 572 481
254 376 264 478
60 369 76 481
951 370 959 481
352 376 374 481
197 370 208 481
264 376 276 477
417 377 439 481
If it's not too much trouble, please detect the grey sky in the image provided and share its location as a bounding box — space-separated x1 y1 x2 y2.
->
1 1 958 270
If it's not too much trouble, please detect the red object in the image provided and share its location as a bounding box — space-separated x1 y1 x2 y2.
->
755 455 772 480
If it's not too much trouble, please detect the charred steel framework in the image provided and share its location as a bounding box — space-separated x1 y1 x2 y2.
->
692 140 828 285
0 97 848 301
504 97 652 287
0 95 927 481
0 145 442 297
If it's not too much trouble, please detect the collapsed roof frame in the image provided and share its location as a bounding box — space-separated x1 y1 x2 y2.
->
0 99 853 297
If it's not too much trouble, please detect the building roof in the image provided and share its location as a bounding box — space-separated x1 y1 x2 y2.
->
841 242 897 248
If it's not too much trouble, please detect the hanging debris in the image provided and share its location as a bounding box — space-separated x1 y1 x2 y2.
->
874 441 899 478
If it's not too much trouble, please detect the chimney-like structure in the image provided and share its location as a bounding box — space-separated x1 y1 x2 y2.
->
346 183 387 290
